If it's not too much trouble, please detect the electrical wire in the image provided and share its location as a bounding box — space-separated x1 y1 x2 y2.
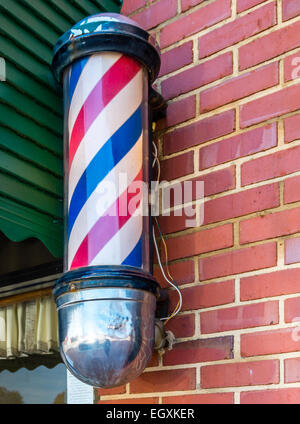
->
152 225 182 323
152 139 182 325
154 216 176 285
152 140 158 168
152 141 161 188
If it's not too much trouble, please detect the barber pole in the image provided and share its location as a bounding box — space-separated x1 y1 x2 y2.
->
52 13 163 389
65 52 147 271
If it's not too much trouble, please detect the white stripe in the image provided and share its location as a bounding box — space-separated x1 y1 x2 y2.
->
90 213 143 266
68 69 143 203
68 134 143 268
68 52 121 137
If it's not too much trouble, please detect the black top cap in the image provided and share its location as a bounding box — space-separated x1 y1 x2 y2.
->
53 265 161 300
52 13 161 84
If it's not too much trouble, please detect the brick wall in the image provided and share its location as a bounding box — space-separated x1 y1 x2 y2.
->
98 0 300 404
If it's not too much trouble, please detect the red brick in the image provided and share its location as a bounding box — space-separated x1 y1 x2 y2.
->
285 358 300 383
240 84 300 128
160 0 231 48
153 260 195 288
121 0 146 15
199 123 277 169
181 0 206 13
241 327 300 356
285 296 300 323
165 314 195 338
199 242 277 280
157 211 195 235
130 368 196 393
237 0 268 13
160 151 194 181
241 388 300 404
97 385 126 396
164 109 235 155
285 237 300 264
284 51 300 82
284 114 300 143
239 21 300 70
99 397 159 404
159 42 193 77
147 352 159 368
163 393 234 404
203 183 280 225
166 166 236 209
240 268 300 301
163 336 233 366
161 51 233 100
200 301 279 333
168 280 235 311
240 207 300 244
200 62 278 113
132 0 177 30
163 96 196 128
201 360 279 388
197 166 236 197
284 175 300 204
198 2 276 58
165 223 233 261
241 145 300 185
282 0 300 21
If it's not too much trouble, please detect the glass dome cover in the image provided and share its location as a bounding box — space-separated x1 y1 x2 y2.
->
52 13 161 83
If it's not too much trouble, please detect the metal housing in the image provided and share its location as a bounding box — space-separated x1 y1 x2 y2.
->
52 13 162 389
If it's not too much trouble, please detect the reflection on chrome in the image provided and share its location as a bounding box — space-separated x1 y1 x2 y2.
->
56 287 156 388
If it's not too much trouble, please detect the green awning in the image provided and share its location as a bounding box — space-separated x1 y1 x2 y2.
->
0 0 122 258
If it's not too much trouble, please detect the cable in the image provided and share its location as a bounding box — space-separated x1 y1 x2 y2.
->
151 139 182 325
152 225 182 323
152 141 161 187
154 216 176 285
152 140 158 168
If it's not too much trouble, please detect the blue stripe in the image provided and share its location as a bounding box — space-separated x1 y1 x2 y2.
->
122 236 142 267
68 104 143 237
68 57 89 105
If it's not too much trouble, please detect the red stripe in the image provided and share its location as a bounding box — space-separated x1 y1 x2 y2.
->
70 169 143 269
68 55 141 169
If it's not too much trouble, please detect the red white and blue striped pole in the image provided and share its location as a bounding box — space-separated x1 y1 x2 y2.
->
51 13 163 389
66 52 145 271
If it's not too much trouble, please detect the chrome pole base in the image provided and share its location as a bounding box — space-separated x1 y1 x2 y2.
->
53 266 160 388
